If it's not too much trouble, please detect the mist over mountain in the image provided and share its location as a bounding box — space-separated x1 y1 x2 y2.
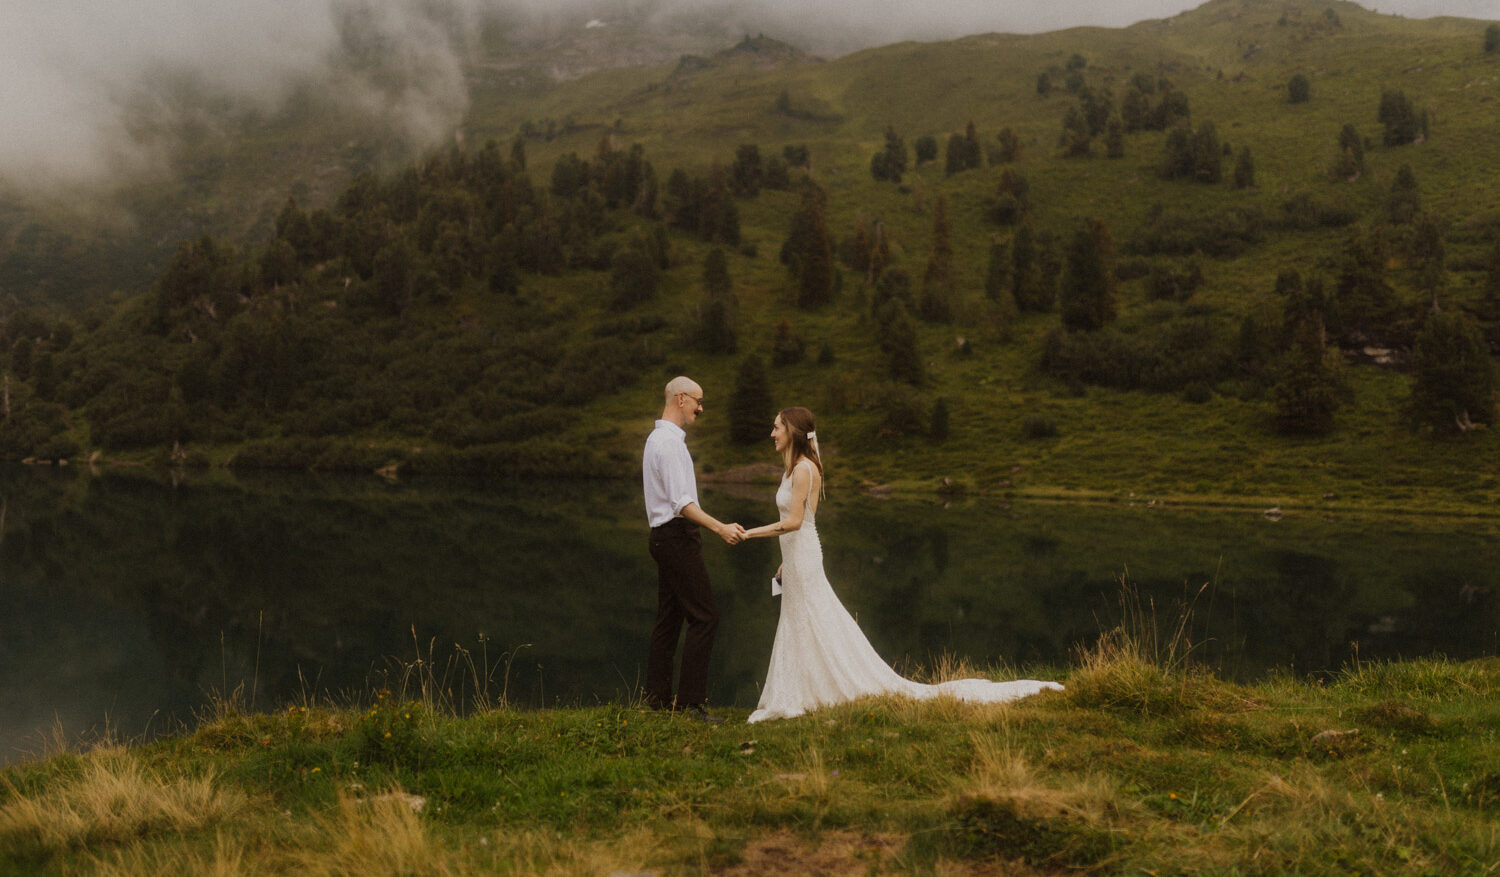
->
2 0 1493 195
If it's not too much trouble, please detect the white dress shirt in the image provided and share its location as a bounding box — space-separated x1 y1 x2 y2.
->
643 419 699 527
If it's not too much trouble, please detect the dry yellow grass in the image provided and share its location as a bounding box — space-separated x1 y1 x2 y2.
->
0 747 242 853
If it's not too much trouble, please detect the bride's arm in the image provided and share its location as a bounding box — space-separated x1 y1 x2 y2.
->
743 465 812 539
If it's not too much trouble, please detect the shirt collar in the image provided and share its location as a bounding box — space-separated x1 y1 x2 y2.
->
654 419 686 439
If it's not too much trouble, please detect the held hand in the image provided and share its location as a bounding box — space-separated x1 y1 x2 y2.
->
719 523 746 545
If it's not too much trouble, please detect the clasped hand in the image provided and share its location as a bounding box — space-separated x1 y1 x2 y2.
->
719 522 748 545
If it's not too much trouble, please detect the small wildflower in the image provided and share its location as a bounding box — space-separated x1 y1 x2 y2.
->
311 767 321 773
1169 793 1178 799
384 731 392 738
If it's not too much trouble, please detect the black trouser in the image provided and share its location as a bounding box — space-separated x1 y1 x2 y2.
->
645 517 719 708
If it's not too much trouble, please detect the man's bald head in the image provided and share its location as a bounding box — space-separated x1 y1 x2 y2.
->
664 376 702 404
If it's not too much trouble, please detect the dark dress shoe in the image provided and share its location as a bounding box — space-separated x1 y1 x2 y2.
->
683 704 725 725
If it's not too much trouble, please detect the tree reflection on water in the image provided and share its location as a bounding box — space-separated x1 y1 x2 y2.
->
1 465 1495 763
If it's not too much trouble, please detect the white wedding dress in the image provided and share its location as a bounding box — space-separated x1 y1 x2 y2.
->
748 460 1064 723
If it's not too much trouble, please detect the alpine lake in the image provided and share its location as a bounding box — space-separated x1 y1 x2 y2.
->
2 464 1496 765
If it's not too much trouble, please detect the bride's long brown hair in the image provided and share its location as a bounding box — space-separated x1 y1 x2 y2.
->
779 406 824 485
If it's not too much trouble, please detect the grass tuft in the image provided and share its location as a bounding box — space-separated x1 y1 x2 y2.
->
0 747 242 856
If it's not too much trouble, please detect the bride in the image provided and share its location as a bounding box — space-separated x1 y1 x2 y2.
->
740 406 1063 723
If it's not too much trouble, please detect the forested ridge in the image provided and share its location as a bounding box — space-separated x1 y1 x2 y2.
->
3 0 1500 506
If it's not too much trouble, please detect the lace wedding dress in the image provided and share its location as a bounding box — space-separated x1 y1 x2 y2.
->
748 460 1064 723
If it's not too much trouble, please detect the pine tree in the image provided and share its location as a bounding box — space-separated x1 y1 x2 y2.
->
1487 23 1500 54
1388 164 1421 224
1233 146 1255 189
792 186 835 309
1060 106 1091 157
609 246 659 310
1060 218 1117 331
1272 314 1344 435
730 144 762 197
1287 74 1311 103
1332 124 1365 179
995 127 1021 163
1192 122 1223 183
729 356 773 443
1011 221 1048 312
984 240 1012 305
1104 116 1125 159
770 318 806 365
699 246 737 355
914 134 938 164
847 221 872 274
963 121 983 169
920 196 954 323
1378 90 1420 146
1409 311 1495 432
929 398 950 442
876 301 924 386
1334 227 1394 340
870 127 908 182
1411 212 1446 308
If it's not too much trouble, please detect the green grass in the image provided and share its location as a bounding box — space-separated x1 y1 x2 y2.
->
4 634 1497 874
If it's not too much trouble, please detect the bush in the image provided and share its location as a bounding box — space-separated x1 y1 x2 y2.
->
876 384 926 437
1020 416 1059 439
1127 205 1265 258
1277 192 1358 230
1288 74 1311 103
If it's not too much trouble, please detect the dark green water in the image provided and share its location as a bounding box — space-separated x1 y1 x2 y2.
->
2 465 1496 764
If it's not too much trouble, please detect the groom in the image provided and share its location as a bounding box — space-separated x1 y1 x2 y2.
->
642 375 743 724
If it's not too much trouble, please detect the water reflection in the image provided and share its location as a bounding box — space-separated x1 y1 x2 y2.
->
1 465 1495 764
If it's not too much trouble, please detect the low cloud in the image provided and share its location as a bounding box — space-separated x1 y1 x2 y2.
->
0 0 1492 193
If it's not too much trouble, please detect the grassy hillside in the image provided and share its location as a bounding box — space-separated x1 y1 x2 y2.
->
3 0 1500 512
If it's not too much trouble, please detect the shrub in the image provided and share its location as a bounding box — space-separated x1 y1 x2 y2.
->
1288 74 1311 103
876 384 926 437
1020 416 1059 439
1128 205 1265 258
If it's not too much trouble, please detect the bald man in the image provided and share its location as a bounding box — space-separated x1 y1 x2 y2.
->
642 376 743 724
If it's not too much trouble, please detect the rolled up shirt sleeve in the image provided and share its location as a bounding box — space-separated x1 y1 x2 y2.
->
664 441 698 517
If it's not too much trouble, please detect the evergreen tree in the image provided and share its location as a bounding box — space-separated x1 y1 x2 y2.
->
1378 89 1420 146
1104 117 1125 159
729 356 773 443
1409 311 1495 433
914 134 938 165
1036 71 1052 96
1334 227 1394 340
929 398 950 442
1287 73 1311 104
1411 212 1446 308
1332 124 1365 179
870 127 908 182
876 300 924 386
770 318 806 365
920 196 954 323
1059 218 1117 332
995 127 1021 163
609 246 659 310
963 121 983 169
1160 126 1195 179
1233 146 1255 189
1272 314 1344 435
984 240 1012 305
1078 87 1113 136
730 144 762 197
1192 122 1223 183
790 186 835 309
944 132 968 176
783 144 810 168
847 221 872 274
697 249 736 358
1487 23 1500 54
1011 221 1049 312
1389 164 1421 224
1122 87 1151 131
1060 106 1091 157
510 134 527 171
